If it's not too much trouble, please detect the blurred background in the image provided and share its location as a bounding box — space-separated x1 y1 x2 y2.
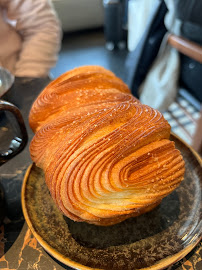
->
50 0 202 155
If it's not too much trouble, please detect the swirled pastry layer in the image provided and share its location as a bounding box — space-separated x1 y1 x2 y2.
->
29 66 185 226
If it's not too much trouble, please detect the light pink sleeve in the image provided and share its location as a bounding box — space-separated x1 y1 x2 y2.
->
5 0 62 77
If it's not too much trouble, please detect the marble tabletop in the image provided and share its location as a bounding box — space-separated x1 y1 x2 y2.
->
0 77 201 270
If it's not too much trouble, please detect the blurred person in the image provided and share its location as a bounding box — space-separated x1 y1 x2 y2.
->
0 0 62 78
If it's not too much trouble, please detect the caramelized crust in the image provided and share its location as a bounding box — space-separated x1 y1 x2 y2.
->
29 65 185 226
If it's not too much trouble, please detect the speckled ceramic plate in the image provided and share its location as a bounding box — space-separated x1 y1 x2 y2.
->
21 134 202 270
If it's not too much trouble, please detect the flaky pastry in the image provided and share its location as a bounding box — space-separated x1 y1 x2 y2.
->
29 65 185 226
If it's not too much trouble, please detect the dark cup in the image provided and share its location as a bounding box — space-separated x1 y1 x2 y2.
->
0 100 28 166
0 100 28 224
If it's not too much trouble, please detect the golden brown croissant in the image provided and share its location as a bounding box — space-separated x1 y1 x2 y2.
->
29 65 185 226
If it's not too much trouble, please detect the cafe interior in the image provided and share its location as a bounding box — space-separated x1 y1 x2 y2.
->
0 0 201 270
51 0 202 154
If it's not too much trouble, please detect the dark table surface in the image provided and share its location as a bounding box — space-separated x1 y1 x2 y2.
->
0 77 201 270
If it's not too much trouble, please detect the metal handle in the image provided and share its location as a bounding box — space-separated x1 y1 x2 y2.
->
0 100 28 166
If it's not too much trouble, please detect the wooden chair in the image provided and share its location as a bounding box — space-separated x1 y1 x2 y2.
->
167 34 202 154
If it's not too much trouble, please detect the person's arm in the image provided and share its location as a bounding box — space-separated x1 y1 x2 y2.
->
5 0 62 77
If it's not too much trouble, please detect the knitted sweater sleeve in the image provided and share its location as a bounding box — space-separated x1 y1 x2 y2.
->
4 0 62 77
